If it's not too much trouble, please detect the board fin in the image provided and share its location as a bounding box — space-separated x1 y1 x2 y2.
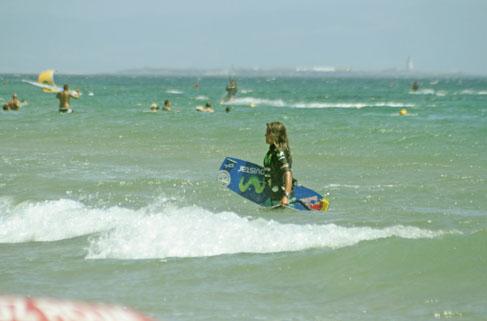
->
320 198 330 212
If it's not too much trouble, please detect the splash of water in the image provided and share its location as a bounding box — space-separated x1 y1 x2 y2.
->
0 198 448 260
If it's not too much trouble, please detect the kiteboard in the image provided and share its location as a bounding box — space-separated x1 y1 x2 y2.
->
218 156 329 212
22 80 63 93
22 69 80 96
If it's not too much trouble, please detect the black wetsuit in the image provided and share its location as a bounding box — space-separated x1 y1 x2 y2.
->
263 145 292 201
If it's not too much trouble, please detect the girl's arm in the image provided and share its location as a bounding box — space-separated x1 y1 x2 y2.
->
281 170 292 206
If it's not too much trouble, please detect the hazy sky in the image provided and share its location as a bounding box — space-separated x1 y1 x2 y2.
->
1 0 486 74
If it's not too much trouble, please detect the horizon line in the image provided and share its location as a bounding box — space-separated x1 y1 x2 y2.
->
1 66 485 77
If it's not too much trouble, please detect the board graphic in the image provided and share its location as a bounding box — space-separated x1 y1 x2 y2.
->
218 156 329 212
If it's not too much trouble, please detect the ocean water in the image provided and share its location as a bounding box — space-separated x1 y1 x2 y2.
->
1 74 486 321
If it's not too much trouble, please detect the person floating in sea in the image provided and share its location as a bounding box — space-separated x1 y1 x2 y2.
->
223 78 237 101
2 93 21 111
56 84 79 113
411 81 419 92
163 99 172 111
264 121 294 207
150 102 159 112
196 102 215 113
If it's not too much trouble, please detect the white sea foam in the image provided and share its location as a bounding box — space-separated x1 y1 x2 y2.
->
0 198 448 260
0 198 132 243
166 89 183 95
409 88 487 96
458 89 487 95
410 88 436 95
222 97 286 107
195 95 209 101
222 97 413 109
294 102 415 109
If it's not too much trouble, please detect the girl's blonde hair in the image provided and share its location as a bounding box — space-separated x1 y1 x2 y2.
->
266 122 292 163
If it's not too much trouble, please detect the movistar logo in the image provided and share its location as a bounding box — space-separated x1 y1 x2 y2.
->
239 176 265 194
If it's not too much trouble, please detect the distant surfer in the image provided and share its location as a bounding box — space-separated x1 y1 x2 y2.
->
2 93 21 111
411 81 419 92
264 122 294 207
56 84 79 113
223 78 237 101
163 99 172 111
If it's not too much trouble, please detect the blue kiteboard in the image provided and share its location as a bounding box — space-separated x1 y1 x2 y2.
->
218 157 329 212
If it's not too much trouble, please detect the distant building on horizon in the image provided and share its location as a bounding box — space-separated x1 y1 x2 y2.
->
295 66 352 73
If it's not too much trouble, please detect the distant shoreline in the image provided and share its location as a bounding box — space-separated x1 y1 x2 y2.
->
1 68 485 78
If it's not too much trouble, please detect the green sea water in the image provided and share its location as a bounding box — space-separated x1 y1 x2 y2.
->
1 74 486 321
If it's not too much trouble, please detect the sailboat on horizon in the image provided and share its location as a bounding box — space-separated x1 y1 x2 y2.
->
406 56 414 72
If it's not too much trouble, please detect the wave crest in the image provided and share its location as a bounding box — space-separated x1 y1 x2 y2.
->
0 198 448 260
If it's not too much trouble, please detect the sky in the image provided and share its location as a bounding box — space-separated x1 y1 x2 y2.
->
1 0 486 74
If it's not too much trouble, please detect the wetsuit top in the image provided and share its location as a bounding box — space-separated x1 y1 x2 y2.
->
263 144 292 200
